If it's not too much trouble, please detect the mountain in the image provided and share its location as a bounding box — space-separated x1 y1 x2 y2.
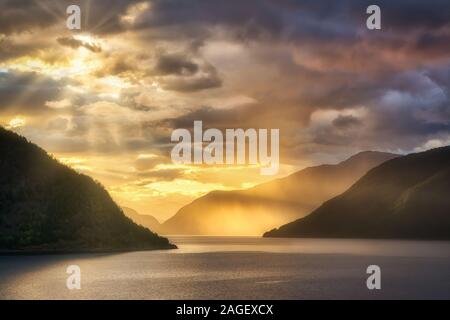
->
0 127 175 251
264 146 450 240
161 151 398 235
122 207 161 233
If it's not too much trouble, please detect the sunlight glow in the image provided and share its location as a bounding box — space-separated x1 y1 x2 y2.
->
7 117 26 129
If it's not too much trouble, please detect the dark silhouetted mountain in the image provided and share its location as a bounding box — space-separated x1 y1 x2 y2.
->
122 207 161 233
264 146 450 240
0 127 175 251
161 151 398 235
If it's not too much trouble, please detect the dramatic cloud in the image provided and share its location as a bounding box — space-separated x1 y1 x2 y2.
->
57 36 102 52
151 51 223 92
0 0 59 35
0 0 449 218
153 53 199 76
0 71 66 113
332 115 363 129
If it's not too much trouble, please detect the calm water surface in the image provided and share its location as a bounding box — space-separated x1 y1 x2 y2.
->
1 236 449 299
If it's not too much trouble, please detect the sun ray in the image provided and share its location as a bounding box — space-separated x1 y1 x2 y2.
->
33 0 67 28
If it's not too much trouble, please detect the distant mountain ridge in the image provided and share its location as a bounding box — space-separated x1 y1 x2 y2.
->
264 146 450 240
122 207 162 233
0 127 175 251
161 151 398 235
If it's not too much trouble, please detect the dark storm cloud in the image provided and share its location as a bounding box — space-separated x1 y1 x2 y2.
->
307 65 450 150
332 115 362 129
57 36 102 52
1 0 449 156
153 53 199 76
150 52 222 92
141 0 450 45
373 68 450 138
136 0 284 41
0 0 58 35
365 0 450 31
0 71 67 113
2 0 449 48
0 0 141 35
374 108 450 138
413 32 450 57
2 0 449 65
131 0 450 103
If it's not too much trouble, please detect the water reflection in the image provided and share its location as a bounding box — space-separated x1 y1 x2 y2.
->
169 236 450 257
1 237 449 300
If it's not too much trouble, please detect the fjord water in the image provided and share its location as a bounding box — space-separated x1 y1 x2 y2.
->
1 236 449 299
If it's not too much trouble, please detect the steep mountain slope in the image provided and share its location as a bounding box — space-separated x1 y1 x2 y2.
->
0 127 175 251
122 207 161 233
264 146 450 239
161 151 398 235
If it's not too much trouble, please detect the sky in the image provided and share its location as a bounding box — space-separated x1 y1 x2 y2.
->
0 0 449 221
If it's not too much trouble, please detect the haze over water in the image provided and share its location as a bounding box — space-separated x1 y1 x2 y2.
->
1 237 449 300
